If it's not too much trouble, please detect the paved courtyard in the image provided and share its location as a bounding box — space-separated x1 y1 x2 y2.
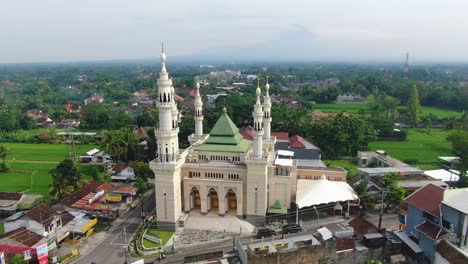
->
174 211 256 248
184 211 256 234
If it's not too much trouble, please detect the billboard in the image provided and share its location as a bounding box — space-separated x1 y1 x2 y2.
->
106 194 122 202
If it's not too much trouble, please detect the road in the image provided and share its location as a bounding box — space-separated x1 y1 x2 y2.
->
75 192 155 264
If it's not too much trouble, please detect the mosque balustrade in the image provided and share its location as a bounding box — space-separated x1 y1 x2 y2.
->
154 128 179 137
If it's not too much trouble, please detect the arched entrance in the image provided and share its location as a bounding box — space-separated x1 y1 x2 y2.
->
190 187 201 210
208 188 219 212
226 189 237 213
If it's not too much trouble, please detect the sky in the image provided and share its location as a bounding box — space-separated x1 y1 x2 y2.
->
1 0 468 63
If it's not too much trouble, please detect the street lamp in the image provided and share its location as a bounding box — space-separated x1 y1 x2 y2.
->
312 206 319 226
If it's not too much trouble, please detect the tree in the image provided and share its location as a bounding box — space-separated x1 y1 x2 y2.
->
354 175 373 212
407 84 421 128
19 115 37 130
447 130 468 186
50 159 81 198
309 113 377 158
134 177 151 193
7 254 28 264
133 161 155 180
382 172 406 208
101 128 138 162
0 144 10 172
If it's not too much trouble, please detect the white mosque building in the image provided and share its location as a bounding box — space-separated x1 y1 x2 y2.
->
150 46 354 230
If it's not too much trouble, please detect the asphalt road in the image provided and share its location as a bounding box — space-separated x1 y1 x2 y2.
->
75 192 155 264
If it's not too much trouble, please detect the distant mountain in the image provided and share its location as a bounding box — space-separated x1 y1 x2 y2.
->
185 25 320 62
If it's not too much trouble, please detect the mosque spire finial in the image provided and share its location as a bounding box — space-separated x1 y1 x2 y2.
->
160 42 167 73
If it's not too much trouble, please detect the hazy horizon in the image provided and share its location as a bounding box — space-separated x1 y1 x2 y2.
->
2 0 468 63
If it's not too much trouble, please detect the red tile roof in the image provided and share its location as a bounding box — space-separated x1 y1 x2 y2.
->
25 204 74 227
135 127 148 139
289 135 306 148
0 192 23 201
0 227 44 247
335 238 355 251
111 164 129 173
58 181 112 207
271 132 289 141
416 221 448 240
348 217 379 236
71 192 106 211
240 127 254 140
404 184 444 216
112 186 137 195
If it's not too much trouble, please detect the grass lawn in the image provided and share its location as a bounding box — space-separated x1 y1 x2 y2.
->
369 129 453 169
0 143 98 195
0 223 4 234
420 106 463 119
146 229 174 246
314 103 370 113
324 160 358 177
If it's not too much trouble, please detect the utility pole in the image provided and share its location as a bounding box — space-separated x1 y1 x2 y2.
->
295 204 299 225
378 189 386 229
54 216 62 262
123 227 129 264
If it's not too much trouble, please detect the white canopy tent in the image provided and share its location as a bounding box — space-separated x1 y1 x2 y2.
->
296 176 358 211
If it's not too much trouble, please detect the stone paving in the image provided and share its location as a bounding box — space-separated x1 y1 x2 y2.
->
174 211 256 249
183 211 255 234
175 228 236 248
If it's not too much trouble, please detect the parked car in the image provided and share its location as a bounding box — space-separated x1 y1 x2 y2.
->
282 224 302 234
256 228 276 238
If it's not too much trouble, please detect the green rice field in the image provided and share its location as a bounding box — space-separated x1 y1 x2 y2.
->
313 103 463 119
369 129 453 170
0 143 98 195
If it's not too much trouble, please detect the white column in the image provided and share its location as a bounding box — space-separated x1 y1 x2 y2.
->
194 80 204 137
252 80 264 158
263 77 272 141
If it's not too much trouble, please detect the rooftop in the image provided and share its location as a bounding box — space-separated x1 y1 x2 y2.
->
442 188 468 214
58 181 113 207
348 217 379 235
195 111 251 153
0 227 44 247
436 239 468 263
404 183 445 216
416 221 448 240
25 204 74 226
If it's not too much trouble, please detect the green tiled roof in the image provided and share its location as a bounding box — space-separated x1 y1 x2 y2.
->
194 111 251 153
267 200 287 214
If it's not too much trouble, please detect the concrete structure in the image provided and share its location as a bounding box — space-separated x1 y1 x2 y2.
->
150 48 355 231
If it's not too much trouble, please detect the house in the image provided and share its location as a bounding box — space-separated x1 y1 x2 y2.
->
79 148 112 163
336 94 365 104
3 204 75 253
440 188 468 249
0 227 48 263
84 94 104 105
357 151 409 167
55 181 134 219
56 118 80 128
397 184 449 263
369 172 447 191
109 164 136 181
0 192 24 217
25 109 54 128
134 127 148 141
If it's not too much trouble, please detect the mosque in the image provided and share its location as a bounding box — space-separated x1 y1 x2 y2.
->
150 46 352 230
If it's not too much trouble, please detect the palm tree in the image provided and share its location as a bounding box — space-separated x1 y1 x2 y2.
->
0 144 10 172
